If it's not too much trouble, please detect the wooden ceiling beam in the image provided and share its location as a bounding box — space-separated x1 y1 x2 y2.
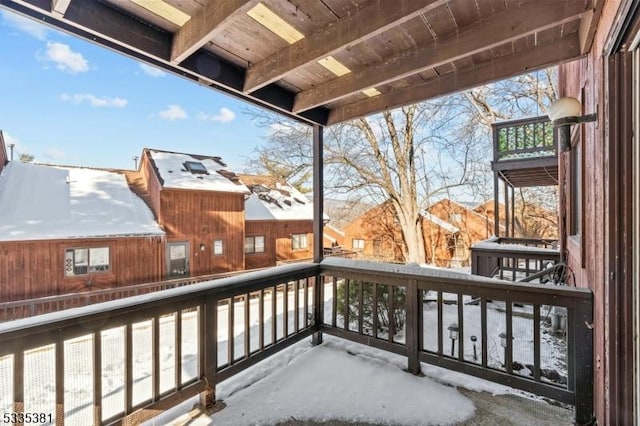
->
243 0 448 93
327 33 582 125
298 0 591 114
171 0 259 64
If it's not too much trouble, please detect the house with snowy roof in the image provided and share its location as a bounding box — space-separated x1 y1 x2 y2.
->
0 160 165 302
341 201 464 266
240 174 318 269
135 148 251 278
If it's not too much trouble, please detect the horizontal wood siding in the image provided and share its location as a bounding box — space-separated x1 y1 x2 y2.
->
160 189 245 275
0 237 164 302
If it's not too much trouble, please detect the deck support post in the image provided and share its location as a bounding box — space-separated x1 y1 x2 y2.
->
573 298 594 425
312 124 324 345
405 279 421 375
201 296 218 408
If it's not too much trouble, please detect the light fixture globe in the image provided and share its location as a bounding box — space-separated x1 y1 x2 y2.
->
548 97 582 121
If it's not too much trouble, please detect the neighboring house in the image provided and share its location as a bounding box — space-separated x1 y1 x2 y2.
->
427 198 500 264
0 131 7 173
342 201 462 266
474 199 558 240
136 149 249 278
473 199 506 236
240 174 315 269
0 161 165 302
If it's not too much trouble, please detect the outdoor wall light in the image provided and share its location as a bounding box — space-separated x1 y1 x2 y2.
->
447 322 459 356
200 243 206 251
547 97 597 152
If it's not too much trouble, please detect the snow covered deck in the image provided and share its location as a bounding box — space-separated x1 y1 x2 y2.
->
0 259 591 425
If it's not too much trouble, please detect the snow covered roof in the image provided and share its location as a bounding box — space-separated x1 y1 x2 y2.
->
0 161 165 241
421 211 459 233
241 175 324 221
146 149 250 194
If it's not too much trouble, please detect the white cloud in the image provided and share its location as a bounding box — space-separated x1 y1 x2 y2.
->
43 42 89 73
199 107 236 123
1 10 48 40
158 105 188 121
44 148 66 161
60 93 127 108
139 63 166 77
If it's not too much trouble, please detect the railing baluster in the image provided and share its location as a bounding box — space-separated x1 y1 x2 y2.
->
153 316 160 400
94 331 102 425
259 289 265 351
303 278 309 328
125 323 133 414
55 339 64 426
244 293 250 359
332 277 337 327
533 304 541 381
358 281 364 335
457 293 464 361
506 302 513 373
271 286 276 345
373 283 378 339
283 284 289 338
344 280 350 331
294 280 299 333
388 285 395 343
202 297 217 408
14 348 24 416
176 311 182 387
406 279 420 374
481 297 488 368
437 291 443 355
228 298 234 364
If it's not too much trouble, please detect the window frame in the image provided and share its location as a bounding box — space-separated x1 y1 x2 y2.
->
352 238 365 250
244 235 266 254
64 246 110 277
291 233 308 250
212 238 225 256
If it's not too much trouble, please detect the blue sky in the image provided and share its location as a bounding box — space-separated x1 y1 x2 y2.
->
0 9 271 171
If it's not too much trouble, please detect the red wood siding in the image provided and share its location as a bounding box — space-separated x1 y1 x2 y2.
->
0 236 164 302
244 220 313 269
160 189 245 275
557 2 632 423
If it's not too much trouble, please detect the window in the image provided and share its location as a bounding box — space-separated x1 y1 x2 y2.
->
183 161 208 175
213 239 224 255
352 238 365 250
570 141 582 237
65 247 110 276
449 213 462 223
291 233 308 250
244 235 265 254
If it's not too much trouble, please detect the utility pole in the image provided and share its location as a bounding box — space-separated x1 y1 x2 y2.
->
8 143 14 161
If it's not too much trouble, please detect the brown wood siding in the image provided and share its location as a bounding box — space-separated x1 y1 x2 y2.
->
557 2 633 423
0 236 164 302
140 151 162 217
160 189 245 275
244 220 313 269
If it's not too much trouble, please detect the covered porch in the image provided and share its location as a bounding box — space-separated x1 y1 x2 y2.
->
0 0 602 424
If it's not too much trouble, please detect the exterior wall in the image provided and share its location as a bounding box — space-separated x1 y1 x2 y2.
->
557 1 635 423
0 132 7 173
159 189 245 275
0 236 164 302
245 220 313 269
473 200 505 236
140 151 162 217
428 199 494 263
342 202 456 266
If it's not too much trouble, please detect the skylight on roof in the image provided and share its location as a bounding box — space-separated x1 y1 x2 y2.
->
184 161 208 175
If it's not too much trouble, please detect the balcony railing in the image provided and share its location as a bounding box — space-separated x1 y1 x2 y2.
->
470 237 560 282
493 116 556 163
0 259 592 425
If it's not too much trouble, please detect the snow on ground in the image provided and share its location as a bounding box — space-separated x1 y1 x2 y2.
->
0 161 164 241
161 335 476 426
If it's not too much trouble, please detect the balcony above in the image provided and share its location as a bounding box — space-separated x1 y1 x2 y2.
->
492 116 558 187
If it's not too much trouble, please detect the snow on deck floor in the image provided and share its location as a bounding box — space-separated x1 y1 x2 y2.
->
160 336 477 426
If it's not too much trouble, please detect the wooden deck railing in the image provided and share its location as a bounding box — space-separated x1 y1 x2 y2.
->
493 116 556 162
0 259 593 425
470 237 560 281
0 269 269 323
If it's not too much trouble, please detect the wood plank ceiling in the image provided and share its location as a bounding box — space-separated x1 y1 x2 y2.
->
0 0 601 126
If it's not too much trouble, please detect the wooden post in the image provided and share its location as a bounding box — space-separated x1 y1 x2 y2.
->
573 298 594 425
405 279 421 375
312 124 324 345
200 297 217 409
